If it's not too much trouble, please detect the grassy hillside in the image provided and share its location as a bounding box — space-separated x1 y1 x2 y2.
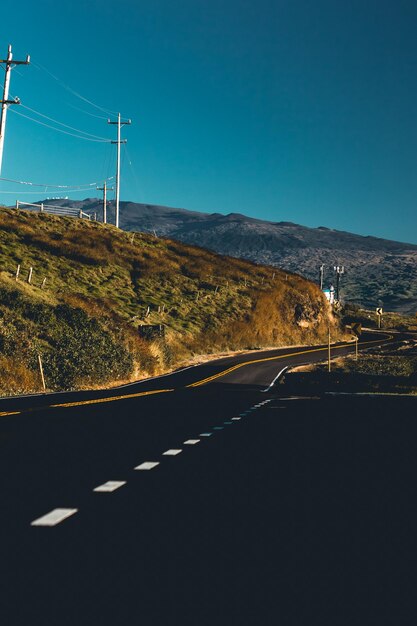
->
0 207 341 395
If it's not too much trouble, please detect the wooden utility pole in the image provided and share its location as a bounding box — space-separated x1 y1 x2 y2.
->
97 181 114 224
0 45 30 174
328 327 331 372
108 113 131 228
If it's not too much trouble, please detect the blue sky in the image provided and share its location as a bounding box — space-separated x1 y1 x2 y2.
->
1 0 417 243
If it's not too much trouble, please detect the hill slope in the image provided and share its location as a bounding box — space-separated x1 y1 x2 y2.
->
38 198 417 315
0 207 337 395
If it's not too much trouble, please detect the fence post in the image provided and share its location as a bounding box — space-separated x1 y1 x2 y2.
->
27 267 33 284
15 200 19 210
79 210 82 218
41 277 47 289
37 354 46 392
15 264 20 281
40 203 44 212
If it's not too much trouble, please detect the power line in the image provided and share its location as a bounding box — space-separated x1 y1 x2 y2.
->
0 175 114 188
9 107 111 143
32 60 119 117
66 102 109 121
16 101 111 141
0 189 100 194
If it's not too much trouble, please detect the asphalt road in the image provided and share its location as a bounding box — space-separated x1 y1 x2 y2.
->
3 331 416 625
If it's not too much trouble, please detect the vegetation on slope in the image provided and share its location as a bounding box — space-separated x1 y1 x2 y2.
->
0 207 341 395
282 340 417 394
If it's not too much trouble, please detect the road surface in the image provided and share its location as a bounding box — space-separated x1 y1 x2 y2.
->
3 331 415 625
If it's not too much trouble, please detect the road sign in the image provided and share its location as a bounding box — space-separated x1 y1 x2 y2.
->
351 322 362 337
376 307 383 315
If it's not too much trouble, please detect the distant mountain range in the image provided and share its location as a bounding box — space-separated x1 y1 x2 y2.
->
37 198 417 314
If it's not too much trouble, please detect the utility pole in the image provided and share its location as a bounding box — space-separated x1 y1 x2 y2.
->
97 181 114 224
334 265 345 302
108 112 131 228
328 327 331 372
319 264 324 290
0 45 30 174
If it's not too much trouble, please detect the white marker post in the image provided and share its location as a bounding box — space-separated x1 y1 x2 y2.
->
37 354 46 392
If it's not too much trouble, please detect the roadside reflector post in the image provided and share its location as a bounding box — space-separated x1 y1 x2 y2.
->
355 336 358 361
37 354 46 392
328 327 331 373
27 267 33 284
376 307 383 329
15 264 20 281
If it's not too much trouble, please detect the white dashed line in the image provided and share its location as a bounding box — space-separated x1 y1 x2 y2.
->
184 439 200 445
200 433 212 437
134 462 160 470
163 449 182 456
93 481 126 493
31 508 78 527
231 417 241 421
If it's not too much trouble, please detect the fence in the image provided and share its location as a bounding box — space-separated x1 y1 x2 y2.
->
15 200 92 220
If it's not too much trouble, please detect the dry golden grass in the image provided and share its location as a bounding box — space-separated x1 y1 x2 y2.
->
0 206 344 392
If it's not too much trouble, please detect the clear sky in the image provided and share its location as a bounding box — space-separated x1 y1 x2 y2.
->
1 0 417 243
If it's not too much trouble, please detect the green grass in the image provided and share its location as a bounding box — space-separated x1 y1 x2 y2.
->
0 206 341 394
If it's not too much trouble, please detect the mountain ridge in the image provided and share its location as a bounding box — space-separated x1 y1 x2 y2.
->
30 198 417 314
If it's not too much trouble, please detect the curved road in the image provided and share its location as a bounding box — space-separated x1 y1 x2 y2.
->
1 330 408 626
0 330 393 416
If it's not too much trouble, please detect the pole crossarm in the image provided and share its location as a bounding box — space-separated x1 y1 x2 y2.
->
0 59 30 65
108 119 131 125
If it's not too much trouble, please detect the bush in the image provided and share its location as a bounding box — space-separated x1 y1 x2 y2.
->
43 306 133 389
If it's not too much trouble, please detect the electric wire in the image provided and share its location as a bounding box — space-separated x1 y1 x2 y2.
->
124 144 142 197
66 102 109 121
32 60 120 117
0 175 114 189
16 101 111 141
9 107 111 143
0 189 101 194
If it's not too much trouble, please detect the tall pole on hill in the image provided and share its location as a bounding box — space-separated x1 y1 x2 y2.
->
319 264 324 290
0 45 30 175
108 113 131 228
97 181 114 224
334 265 345 301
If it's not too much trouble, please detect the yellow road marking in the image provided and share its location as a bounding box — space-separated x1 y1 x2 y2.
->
0 389 173 418
187 334 394 388
0 333 393 415
50 388 174 410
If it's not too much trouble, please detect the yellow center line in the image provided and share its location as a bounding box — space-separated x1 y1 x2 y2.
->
50 388 174 409
0 410 21 417
0 389 174 418
187 334 394 388
0 333 393 415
